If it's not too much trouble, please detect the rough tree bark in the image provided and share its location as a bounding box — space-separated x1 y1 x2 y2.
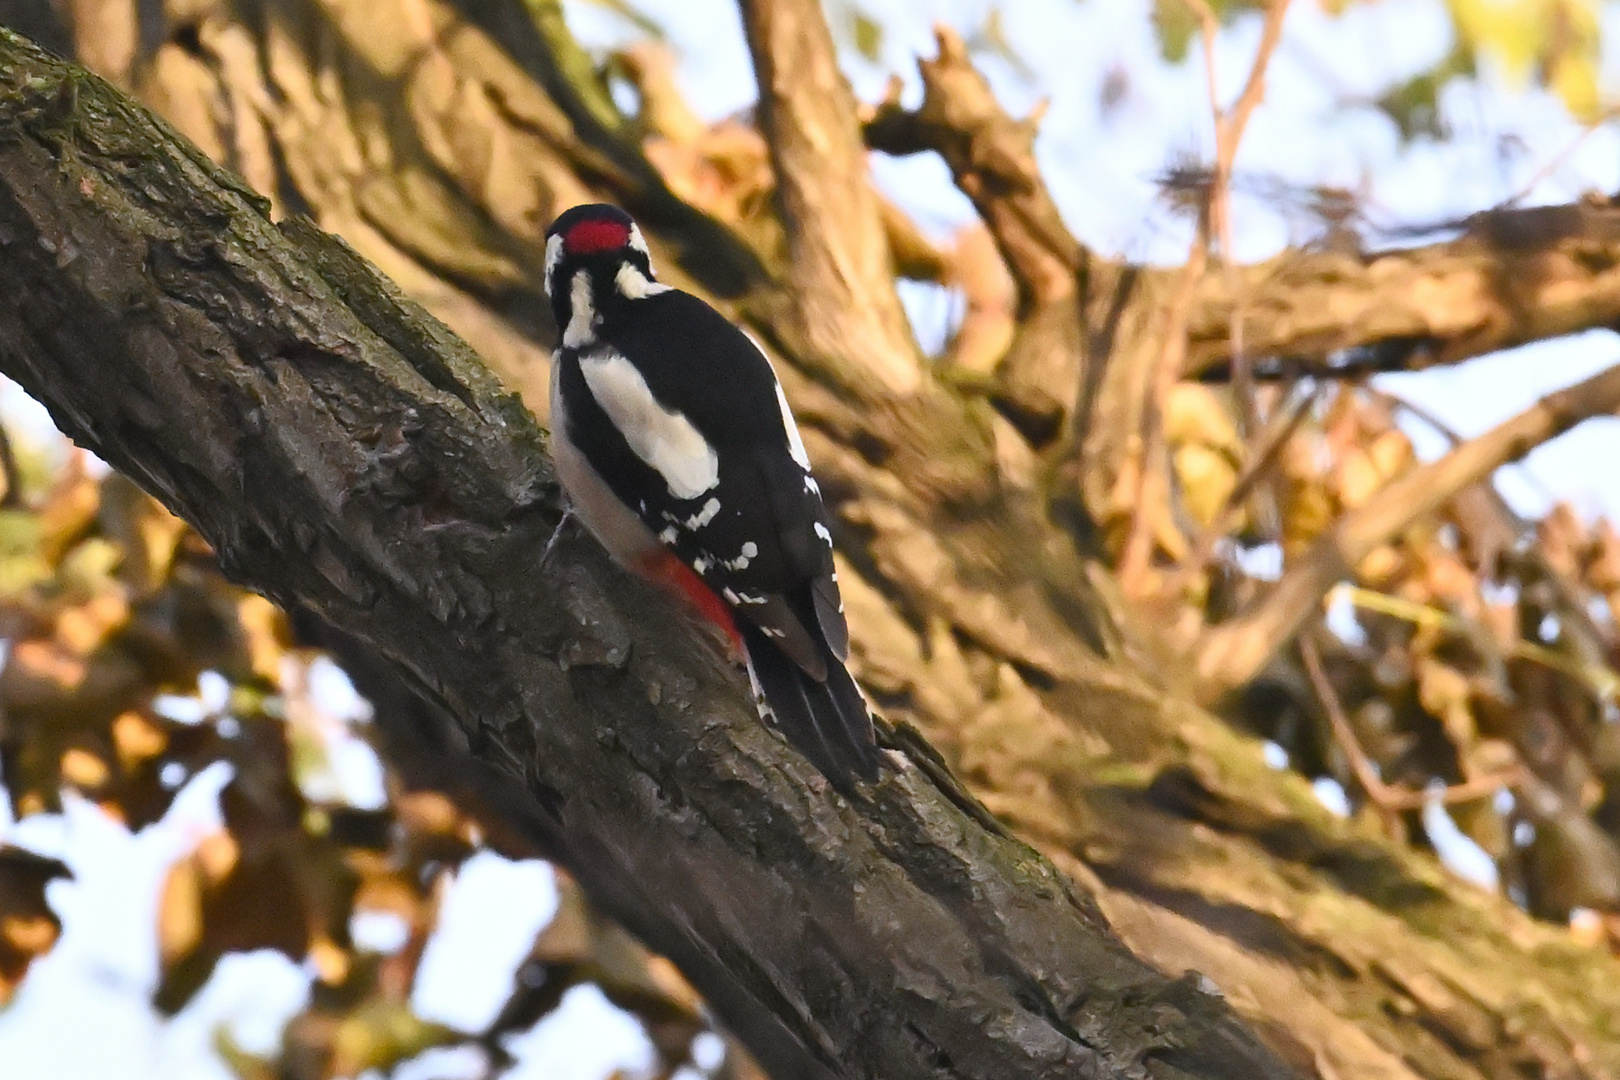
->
3 3 1620 1079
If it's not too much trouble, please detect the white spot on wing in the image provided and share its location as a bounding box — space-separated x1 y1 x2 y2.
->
813 522 833 547
616 262 672 299
684 497 721 529
580 351 720 499
659 525 678 544
564 270 596 348
741 542 758 558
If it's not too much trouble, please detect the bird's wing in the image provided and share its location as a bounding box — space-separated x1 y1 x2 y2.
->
579 292 848 679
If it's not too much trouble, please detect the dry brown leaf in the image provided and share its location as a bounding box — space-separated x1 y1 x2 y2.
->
1539 502 1587 580
55 589 131 656
111 710 168 769
59 747 110 789
0 847 70 1005
1357 544 1403 584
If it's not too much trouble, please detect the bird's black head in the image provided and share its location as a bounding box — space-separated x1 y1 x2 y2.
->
544 205 666 344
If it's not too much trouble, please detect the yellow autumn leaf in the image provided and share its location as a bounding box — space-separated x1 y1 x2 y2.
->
1174 443 1239 527
1336 448 1383 508
1164 383 1241 454
1367 429 1414 480
1447 0 1602 119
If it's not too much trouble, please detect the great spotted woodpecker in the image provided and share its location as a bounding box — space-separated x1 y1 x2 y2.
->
543 204 878 787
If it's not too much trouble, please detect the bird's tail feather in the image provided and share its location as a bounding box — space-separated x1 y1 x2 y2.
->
742 623 878 791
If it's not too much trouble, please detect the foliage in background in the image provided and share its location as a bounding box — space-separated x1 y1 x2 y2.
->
0 426 726 1078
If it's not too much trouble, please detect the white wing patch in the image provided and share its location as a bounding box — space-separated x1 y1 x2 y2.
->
580 349 720 500
743 330 816 477
564 271 597 348
773 378 813 471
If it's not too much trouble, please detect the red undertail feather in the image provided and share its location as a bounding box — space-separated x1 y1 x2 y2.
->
634 548 744 656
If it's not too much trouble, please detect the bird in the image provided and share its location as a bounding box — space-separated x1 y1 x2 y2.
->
541 203 879 789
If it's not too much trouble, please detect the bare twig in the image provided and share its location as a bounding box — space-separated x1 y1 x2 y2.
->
1181 0 1290 263
863 27 1087 435
1335 585 1620 702
1500 115 1617 208
1183 0 1293 549
1120 239 1208 594
1197 358 1620 694
1300 636 1519 828
737 0 920 395
1122 0 1291 592
1369 385 1617 657
863 30 1082 307
1299 634 1403 834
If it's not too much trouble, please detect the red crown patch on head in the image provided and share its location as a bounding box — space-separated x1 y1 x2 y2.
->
563 219 632 255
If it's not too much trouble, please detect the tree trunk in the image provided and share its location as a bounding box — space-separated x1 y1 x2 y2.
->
2 4 1619 1079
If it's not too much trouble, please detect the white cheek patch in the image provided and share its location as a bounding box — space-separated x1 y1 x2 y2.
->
580 350 720 500
615 262 672 299
564 270 596 348
544 234 563 297
628 223 652 259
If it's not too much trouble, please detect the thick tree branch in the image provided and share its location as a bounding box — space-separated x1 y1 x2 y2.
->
865 27 1088 441
0 29 1297 1080
1186 200 1620 379
736 0 919 396
1195 358 1620 695
863 29 1083 310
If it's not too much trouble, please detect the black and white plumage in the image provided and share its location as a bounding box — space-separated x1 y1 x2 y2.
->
543 204 878 787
